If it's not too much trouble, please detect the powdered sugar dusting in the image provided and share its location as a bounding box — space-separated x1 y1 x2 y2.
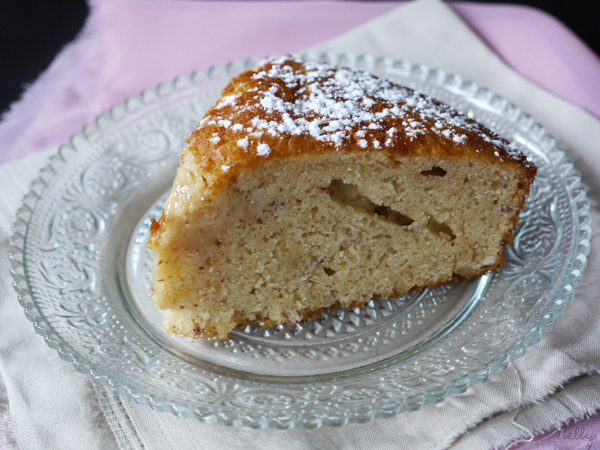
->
198 56 525 163
257 143 271 156
215 94 238 109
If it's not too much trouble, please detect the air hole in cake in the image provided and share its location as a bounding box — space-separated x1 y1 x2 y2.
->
373 205 414 226
427 217 456 241
327 179 414 227
420 166 447 177
323 266 336 276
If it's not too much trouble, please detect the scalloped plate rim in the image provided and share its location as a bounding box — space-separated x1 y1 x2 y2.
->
8 51 592 428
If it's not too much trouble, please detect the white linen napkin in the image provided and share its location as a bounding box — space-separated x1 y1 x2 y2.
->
1 0 599 449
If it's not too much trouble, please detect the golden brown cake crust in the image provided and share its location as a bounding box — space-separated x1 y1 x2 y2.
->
193 58 533 183
151 57 536 243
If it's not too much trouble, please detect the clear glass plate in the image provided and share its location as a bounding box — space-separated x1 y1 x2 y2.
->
9 52 591 428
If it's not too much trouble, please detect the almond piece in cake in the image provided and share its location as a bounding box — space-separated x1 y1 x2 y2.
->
147 56 536 339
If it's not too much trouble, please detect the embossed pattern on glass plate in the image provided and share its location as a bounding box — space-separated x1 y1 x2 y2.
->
9 53 592 428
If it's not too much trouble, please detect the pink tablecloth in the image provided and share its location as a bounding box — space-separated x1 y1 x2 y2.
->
1 1 599 449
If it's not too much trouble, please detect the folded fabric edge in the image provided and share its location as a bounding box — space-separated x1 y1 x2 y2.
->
491 373 600 450
0 406 17 449
432 363 600 450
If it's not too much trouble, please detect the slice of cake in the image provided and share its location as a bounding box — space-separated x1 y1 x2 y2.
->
147 56 536 339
